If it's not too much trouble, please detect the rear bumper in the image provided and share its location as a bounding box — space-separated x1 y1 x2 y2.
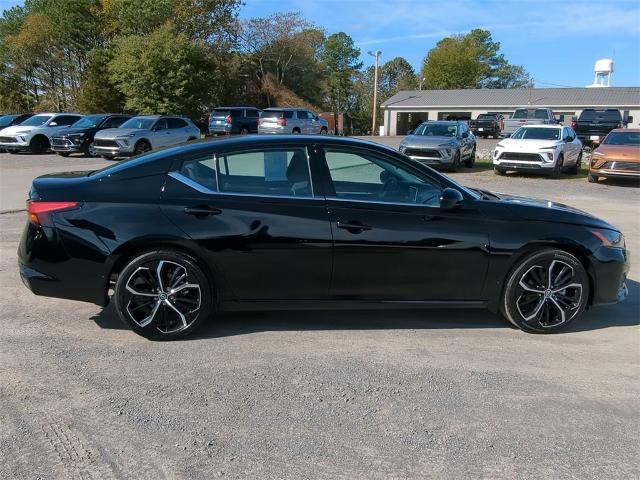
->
208 124 232 134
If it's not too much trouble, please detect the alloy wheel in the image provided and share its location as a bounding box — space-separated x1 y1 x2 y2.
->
515 259 583 329
123 260 202 334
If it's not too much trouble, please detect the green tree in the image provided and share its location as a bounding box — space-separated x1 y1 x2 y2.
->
76 47 125 112
379 56 416 99
108 23 215 120
421 29 531 89
320 32 362 112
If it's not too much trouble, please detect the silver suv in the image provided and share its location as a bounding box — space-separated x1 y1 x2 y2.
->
0 113 83 153
258 108 328 135
92 115 200 158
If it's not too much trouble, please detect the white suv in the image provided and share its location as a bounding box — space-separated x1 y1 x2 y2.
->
493 125 583 177
92 115 201 158
258 108 328 135
0 113 83 153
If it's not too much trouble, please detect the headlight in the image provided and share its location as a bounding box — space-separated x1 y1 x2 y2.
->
590 228 625 249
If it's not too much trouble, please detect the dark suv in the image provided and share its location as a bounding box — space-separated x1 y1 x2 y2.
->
208 107 261 135
51 114 132 156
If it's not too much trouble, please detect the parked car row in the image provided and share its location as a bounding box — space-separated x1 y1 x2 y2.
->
0 113 200 157
398 120 639 182
208 106 329 136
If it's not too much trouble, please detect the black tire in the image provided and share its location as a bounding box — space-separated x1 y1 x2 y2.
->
134 140 151 155
292 128 301 134
8 149 19 154
239 127 249 135
100 154 115 160
114 250 214 340
587 171 599 183
500 249 589 333
449 150 461 172
29 135 49 154
56 152 70 157
566 152 581 175
551 155 563 178
464 147 476 168
500 248 589 333
494 167 506 175
320 127 328 135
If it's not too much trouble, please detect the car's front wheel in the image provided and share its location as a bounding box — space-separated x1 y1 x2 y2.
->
134 140 151 155
114 250 213 340
501 249 589 333
464 146 476 168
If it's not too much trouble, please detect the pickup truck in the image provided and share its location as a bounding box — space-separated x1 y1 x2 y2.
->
469 113 503 138
570 108 628 145
502 107 559 137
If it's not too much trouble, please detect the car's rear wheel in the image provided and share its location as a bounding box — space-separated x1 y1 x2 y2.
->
134 140 151 155
501 249 589 333
292 128 301 134
320 127 328 135
114 250 213 340
464 146 476 168
240 127 249 135
29 135 49 154
587 171 599 183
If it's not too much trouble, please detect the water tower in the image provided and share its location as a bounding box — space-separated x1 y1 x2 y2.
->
589 58 613 87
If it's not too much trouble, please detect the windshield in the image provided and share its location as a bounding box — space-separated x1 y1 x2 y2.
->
578 109 622 122
413 123 457 137
511 127 561 140
0 115 17 127
119 117 156 129
603 131 640 145
72 115 106 128
20 114 52 127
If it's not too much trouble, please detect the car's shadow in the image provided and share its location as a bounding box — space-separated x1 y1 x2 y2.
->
91 279 639 339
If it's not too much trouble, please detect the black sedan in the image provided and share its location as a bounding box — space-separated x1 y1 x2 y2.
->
19 136 629 339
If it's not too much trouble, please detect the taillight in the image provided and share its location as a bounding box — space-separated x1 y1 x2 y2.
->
27 201 79 225
279 117 287 127
225 115 232 124
571 120 577 130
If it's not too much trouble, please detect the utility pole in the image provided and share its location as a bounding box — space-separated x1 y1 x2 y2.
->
419 77 426 90
368 50 381 135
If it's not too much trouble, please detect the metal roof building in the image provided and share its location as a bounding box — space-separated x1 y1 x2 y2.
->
380 87 640 135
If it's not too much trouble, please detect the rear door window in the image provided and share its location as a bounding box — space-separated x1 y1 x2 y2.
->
167 118 188 129
216 148 313 198
245 109 259 118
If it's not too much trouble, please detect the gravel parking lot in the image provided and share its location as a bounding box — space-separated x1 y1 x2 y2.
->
0 141 638 479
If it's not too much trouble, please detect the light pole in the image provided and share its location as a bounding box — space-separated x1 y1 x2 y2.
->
368 50 381 135
419 77 426 90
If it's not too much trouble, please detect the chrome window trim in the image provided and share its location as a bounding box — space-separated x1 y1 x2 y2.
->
168 171 321 202
325 195 442 209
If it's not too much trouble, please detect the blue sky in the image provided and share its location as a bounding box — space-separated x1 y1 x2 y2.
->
3 0 639 87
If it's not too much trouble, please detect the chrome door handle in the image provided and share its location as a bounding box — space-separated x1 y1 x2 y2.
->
337 221 372 233
184 206 221 216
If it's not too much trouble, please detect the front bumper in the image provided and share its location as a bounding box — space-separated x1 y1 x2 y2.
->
0 137 29 149
493 150 557 172
400 146 456 165
50 137 85 153
92 139 135 157
589 246 630 305
589 158 640 179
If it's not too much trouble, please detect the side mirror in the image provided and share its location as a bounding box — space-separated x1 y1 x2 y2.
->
439 188 464 210
49 122 58 127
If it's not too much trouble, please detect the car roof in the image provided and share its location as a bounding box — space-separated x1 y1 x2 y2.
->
610 128 640 133
214 106 260 109
263 107 308 111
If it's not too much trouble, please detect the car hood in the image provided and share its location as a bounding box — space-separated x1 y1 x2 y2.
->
0 124 41 135
54 127 95 137
401 135 458 148
498 138 561 150
495 192 616 230
95 128 146 139
593 144 640 161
